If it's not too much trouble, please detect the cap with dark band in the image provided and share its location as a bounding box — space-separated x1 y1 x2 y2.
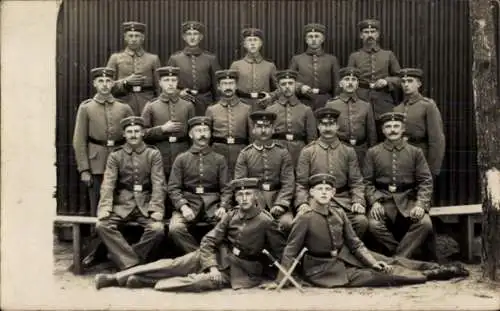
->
188 116 212 130
230 177 261 191
241 28 264 39
303 23 326 35
339 67 361 79
398 68 424 79
314 107 340 122
122 21 146 33
91 67 116 80
358 19 380 31
121 116 145 130
182 21 205 34
157 66 180 78
378 112 406 125
309 173 336 188
250 110 277 125
276 70 298 81
215 69 239 81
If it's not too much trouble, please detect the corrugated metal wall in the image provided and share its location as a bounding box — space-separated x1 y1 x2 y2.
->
56 0 479 215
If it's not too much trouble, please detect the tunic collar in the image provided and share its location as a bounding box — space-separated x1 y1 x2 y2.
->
189 145 212 155
159 92 180 103
93 94 115 104
123 142 147 154
403 93 423 105
318 137 341 149
220 96 240 107
244 53 264 64
124 47 145 57
338 92 359 103
278 95 300 106
238 204 261 220
305 48 325 56
383 139 406 151
183 46 203 56
252 141 275 150
361 44 381 53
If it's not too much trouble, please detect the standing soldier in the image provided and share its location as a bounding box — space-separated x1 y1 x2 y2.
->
364 112 434 259
230 28 278 111
393 68 445 177
289 23 341 111
205 70 252 178
325 67 377 166
295 107 368 238
95 116 166 271
167 21 221 116
107 21 161 116
234 111 295 234
73 67 134 216
347 19 401 139
265 70 317 167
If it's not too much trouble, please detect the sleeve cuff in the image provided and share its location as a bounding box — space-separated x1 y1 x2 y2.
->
175 199 189 211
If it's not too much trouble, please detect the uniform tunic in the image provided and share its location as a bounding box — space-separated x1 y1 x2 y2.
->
141 93 195 178
265 96 317 167
325 93 377 165
107 47 161 116
393 93 445 176
167 47 221 115
205 97 252 178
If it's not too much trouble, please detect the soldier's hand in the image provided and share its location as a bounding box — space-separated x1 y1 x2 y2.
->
97 210 110 220
351 203 366 214
369 202 385 221
300 85 312 94
373 79 388 89
215 207 226 219
262 282 279 290
181 205 196 221
150 212 163 221
80 171 93 187
297 204 311 215
126 74 146 86
372 261 393 273
410 206 425 221
270 206 286 217
179 88 189 97
161 120 183 133
208 267 224 285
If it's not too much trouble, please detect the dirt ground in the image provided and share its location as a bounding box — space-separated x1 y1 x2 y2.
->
53 238 500 311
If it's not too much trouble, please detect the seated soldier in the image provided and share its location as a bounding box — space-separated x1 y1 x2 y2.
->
94 178 286 291
167 116 233 254
364 112 434 259
234 110 294 234
266 173 468 289
95 116 166 271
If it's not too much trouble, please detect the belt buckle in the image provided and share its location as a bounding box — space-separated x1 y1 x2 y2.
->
349 139 357 146
285 133 294 141
250 92 259 99
169 136 178 143
191 89 199 95
107 140 115 147
311 88 319 94
132 86 142 92
330 249 338 257
133 184 143 192
232 247 241 256
369 83 375 89
388 184 397 193
227 137 235 144
262 183 271 191
195 186 205 194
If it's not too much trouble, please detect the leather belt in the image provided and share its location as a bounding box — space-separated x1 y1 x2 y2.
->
231 246 261 261
127 85 156 93
339 138 367 146
335 184 350 194
88 136 125 147
211 136 248 145
374 182 416 193
358 82 389 92
145 136 189 144
185 88 212 96
308 249 339 258
404 136 427 144
259 181 281 191
183 185 220 194
272 133 306 142
236 89 267 99
116 182 152 192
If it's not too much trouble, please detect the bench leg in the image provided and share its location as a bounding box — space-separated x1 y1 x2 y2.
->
72 223 82 275
459 215 475 262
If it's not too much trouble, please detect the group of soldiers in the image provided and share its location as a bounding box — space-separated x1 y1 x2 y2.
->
72 18 465 292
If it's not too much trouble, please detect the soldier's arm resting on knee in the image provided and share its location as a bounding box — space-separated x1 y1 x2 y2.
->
273 151 294 212
166 156 191 213
198 213 232 271
97 153 120 219
148 150 166 220
347 148 366 210
340 210 378 267
414 149 433 213
426 100 446 176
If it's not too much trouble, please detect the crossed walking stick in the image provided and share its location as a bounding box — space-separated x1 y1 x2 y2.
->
262 247 308 292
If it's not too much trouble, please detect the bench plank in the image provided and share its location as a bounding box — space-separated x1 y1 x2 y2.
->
55 215 97 224
429 204 482 216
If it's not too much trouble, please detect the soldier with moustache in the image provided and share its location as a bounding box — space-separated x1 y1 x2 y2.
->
107 22 161 116
325 67 377 167
347 19 402 140
265 70 317 167
167 116 233 254
94 178 286 291
167 21 222 116
95 116 166 271
73 67 134 216
141 66 195 185
205 70 252 178
393 68 445 178
295 107 368 238
364 112 434 259
234 111 295 234
289 23 341 111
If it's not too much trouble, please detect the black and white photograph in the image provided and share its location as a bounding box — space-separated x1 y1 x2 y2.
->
1 0 500 309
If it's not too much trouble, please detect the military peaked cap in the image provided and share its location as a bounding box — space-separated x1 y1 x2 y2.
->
215 69 239 81
121 116 145 130
122 21 146 33
303 23 326 34
314 107 341 121
91 67 116 80
309 173 336 188
231 178 261 191
399 68 424 79
241 28 264 39
358 19 380 31
276 70 298 81
182 21 206 34
250 111 277 124
339 67 361 78
188 116 213 130
378 112 406 124
157 66 181 78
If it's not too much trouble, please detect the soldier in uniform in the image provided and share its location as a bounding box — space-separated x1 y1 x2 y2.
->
234 111 295 234
73 67 134 216
266 70 317 167
167 21 222 116
167 116 233 254
95 116 166 271
289 23 341 111
325 67 377 167
393 68 445 177
141 66 195 183
230 28 278 111
107 21 161 116
363 112 434 259
265 173 468 289
347 19 401 139
295 107 368 238
205 69 252 178
94 177 286 291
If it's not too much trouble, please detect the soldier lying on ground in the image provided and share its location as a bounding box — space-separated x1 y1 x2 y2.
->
95 177 286 291
265 173 469 290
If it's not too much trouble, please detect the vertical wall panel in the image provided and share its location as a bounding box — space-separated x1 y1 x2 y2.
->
56 0 479 215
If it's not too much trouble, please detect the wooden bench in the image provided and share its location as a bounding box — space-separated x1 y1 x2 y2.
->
429 204 482 262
